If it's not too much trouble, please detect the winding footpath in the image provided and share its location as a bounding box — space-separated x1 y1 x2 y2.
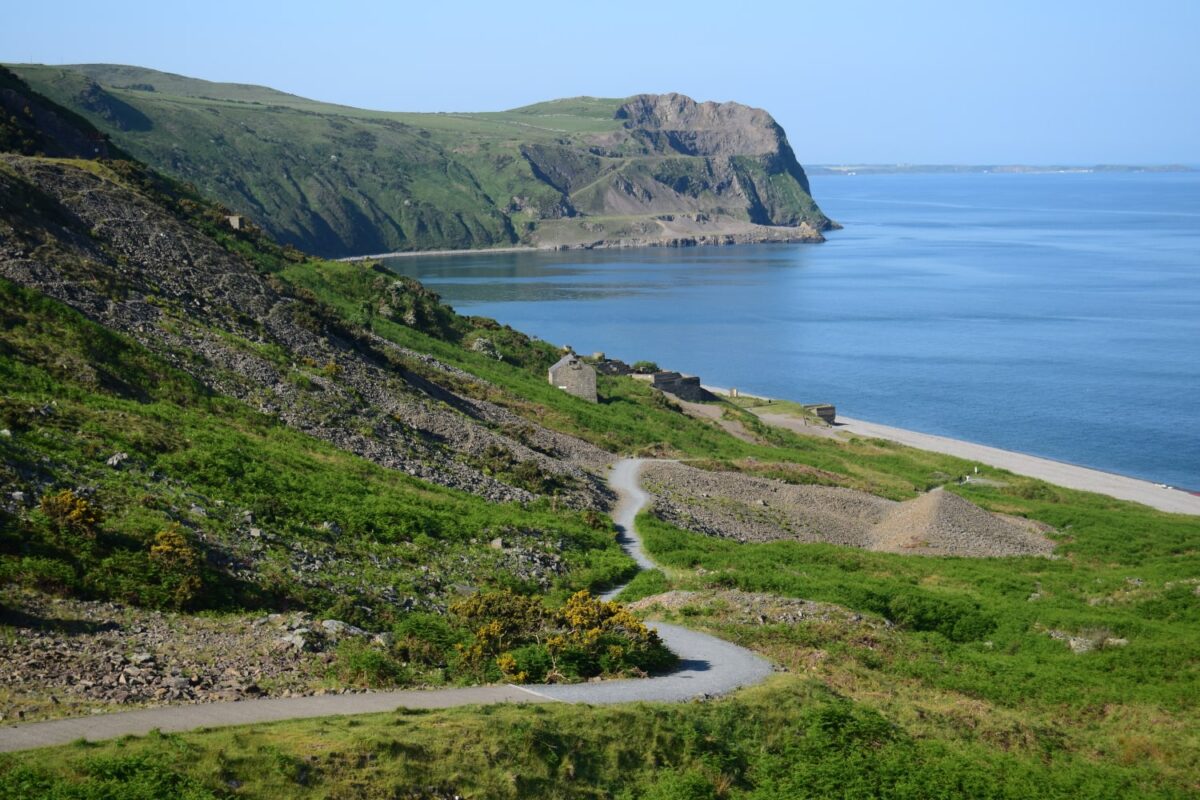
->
0 459 771 753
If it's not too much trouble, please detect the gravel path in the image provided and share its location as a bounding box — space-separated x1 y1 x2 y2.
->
0 459 773 752
544 459 773 702
0 686 548 754
525 621 772 704
601 458 658 585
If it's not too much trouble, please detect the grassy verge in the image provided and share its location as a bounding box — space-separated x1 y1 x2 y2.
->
1 676 1186 799
628 512 1200 791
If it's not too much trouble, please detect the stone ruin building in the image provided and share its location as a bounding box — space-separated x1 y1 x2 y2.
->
803 403 837 423
650 371 709 402
548 353 598 403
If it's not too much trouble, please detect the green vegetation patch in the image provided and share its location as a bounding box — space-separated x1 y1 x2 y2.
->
1 678 1185 799
638 513 1200 713
0 277 632 632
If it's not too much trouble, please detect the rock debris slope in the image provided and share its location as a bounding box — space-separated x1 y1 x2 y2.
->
870 488 1055 557
643 462 1054 558
0 151 613 507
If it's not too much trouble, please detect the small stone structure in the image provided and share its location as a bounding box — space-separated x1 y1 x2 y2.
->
804 404 836 424
593 356 634 376
549 354 598 403
651 371 708 402
226 215 244 230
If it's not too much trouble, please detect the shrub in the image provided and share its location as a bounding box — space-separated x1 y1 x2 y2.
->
39 489 103 540
632 360 660 374
148 524 203 608
0 556 77 594
449 589 675 683
332 639 408 687
884 590 995 643
393 612 467 668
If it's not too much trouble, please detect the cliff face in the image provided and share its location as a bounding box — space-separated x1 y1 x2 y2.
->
616 92 794 160
10 65 834 256
559 93 829 229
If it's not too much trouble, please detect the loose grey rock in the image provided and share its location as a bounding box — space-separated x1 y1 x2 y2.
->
105 452 128 468
320 619 366 639
277 632 311 652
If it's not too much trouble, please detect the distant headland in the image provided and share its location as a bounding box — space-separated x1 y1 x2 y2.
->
810 164 1195 175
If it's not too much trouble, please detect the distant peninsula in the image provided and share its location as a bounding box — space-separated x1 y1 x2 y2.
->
810 163 1194 175
7 63 835 257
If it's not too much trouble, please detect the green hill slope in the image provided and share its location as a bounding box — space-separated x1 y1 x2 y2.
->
8 63 833 257
3 66 1199 797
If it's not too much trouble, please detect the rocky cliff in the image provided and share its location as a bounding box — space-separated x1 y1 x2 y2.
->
10 65 834 256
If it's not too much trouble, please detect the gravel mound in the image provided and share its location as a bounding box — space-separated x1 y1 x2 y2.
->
642 462 891 547
870 488 1056 557
642 462 1055 558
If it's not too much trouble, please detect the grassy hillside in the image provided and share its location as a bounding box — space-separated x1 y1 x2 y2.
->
8 64 832 257
2 65 1199 797
0 278 629 618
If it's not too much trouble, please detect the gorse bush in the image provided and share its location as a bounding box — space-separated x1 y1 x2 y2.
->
450 589 675 683
147 524 203 609
38 489 103 542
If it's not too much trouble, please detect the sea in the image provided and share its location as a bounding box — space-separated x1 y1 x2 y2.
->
381 171 1200 491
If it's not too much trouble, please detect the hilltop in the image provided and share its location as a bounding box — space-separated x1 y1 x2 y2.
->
7 64 834 257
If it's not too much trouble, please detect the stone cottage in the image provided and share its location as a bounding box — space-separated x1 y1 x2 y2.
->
549 354 597 403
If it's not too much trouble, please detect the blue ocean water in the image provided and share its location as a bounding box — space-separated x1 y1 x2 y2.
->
382 172 1200 490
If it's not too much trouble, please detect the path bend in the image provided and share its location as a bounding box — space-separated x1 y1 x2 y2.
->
0 459 771 752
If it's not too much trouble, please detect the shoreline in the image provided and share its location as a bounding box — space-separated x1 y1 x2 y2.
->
337 228 829 263
703 386 1200 516
340 245 548 262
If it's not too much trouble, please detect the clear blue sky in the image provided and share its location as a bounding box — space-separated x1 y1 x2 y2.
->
4 0 1197 163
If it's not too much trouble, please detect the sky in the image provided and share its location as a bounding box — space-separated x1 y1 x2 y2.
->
3 0 1198 164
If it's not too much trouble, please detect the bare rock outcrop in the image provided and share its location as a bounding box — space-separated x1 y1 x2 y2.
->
616 92 792 159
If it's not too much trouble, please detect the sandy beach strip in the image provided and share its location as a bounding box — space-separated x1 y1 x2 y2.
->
699 386 1199 516
772 412 1199 515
